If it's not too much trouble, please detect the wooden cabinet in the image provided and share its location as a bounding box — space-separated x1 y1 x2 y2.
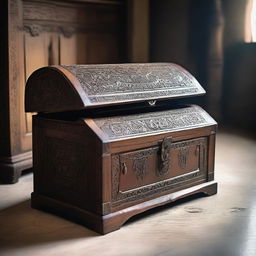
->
0 0 125 183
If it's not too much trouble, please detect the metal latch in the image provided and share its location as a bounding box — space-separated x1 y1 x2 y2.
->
148 100 157 106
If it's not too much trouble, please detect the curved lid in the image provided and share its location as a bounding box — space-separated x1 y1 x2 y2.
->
25 63 205 113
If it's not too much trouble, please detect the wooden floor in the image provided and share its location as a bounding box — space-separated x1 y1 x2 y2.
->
0 129 256 256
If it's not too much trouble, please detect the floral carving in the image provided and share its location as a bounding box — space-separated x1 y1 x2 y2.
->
95 106 216 140
112 137 208 204
158 137 172 176
133 157 148 181
62 63 205 104
24 24 41 37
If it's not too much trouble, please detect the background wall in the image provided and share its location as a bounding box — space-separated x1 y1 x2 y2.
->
149 0 256 130
222 0 256 130
150 0 213 107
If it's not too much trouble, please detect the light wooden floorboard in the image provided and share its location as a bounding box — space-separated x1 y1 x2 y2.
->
0 130 256 256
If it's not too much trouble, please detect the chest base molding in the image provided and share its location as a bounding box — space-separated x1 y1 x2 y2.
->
31 181 217 234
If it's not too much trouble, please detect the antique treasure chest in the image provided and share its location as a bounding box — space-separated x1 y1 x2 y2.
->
25 63 217 234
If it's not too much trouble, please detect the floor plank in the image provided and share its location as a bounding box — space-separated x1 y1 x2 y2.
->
0 130 256 256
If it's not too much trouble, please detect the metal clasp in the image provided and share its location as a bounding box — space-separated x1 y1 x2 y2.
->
148 100 157 106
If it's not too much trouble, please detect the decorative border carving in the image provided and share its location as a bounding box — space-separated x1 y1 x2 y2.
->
120 148 156 181
23 22 79 37
24 24 41 36
22 0 121 37
95 106 216 140
111 137 207 205
158 137 172 176
112 155 120 199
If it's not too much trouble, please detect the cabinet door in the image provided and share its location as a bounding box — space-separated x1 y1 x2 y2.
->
86 33 121 64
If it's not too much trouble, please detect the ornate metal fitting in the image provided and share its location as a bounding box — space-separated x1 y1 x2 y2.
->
158 136 172 176
148 100 157 106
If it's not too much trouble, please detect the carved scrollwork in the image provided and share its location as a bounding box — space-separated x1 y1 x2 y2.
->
158 137 172 176
94 106 214 140
23 23 77 38
60 27 75 38
120 149 154 181
24 24 41 37
133 157 148 181
112 155 120 200
111 137 208 205
63 63 205 104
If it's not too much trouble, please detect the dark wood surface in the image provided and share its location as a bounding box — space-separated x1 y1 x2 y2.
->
31 106 217 234
26 62 218 234
31 181 217 234
0 0 125 183
2 130 255 255
25 63 205 113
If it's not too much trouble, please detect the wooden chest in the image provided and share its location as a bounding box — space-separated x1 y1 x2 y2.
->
25 63 217 234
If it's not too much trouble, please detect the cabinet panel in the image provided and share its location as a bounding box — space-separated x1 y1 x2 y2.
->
87 33 120 64
0 0 126 183
59 33 87 65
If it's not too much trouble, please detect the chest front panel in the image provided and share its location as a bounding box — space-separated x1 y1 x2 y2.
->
111 137 208 209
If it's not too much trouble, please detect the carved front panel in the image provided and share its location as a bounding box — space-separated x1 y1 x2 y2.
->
111 137 208 206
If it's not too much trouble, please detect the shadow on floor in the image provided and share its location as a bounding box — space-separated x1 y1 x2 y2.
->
125 192 207 226
0 192 211 250
0 200 98 250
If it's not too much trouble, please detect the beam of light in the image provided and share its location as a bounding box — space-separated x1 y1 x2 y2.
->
251 0 256 41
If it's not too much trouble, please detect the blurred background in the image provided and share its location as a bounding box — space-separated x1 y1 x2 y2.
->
1 2 256 255
0 0 256 183
150 0 256 130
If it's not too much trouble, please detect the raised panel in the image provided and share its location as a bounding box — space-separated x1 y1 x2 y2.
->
87 33 120 64
59 33 87 64
111 137 208 206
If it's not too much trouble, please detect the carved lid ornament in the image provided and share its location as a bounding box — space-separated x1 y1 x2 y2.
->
62 63 205 105
25 63 206 113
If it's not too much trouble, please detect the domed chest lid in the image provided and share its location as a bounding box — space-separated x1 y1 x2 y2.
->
25 63 205 113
